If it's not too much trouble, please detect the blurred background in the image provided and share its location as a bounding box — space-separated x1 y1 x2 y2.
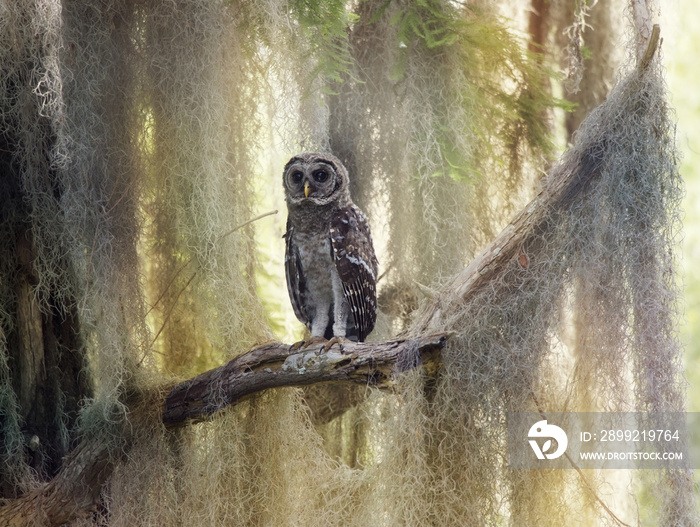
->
667 0 700 411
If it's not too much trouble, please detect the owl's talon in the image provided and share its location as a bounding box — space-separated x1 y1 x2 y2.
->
289 340 306 351
291 335 327 353
322 336 347 353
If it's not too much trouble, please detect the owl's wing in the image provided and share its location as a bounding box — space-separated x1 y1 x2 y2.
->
330 206 379 342
284 220 310 329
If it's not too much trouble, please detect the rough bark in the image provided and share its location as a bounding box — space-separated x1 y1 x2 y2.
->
163 334 448 426
0 335 447 526
0 437 120 527
409 24 661 336
410 154 589 334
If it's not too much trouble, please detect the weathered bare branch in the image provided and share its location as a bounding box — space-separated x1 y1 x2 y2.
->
0 393 163 527
0 440 116 526
411 149 598 334
0 425 131 527
163 334 448 426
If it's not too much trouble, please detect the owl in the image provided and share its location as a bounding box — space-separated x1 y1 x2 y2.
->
283 152 378 351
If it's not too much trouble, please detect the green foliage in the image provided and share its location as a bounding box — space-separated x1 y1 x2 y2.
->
289 0 358 92
580 44 593 61
378 0 570 181
391 0 460 50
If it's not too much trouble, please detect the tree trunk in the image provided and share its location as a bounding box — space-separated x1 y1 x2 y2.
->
0 438 118 527
0 69 90 498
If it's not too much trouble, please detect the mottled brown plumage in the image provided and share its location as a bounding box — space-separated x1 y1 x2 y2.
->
283 153 378 345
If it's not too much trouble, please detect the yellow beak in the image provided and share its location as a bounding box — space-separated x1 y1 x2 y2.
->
304 181 311 198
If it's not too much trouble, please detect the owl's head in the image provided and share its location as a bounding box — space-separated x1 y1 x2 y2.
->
283 152 350 208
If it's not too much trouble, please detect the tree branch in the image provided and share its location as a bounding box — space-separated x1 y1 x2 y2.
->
163 334 449 426
0 416 139 527
0 439 119 527
0 336 446 525
640 24 661 70
411 147 598 334
409 25 661 336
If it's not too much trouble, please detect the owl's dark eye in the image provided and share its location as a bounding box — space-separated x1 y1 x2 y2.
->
290 171 303 185
313 170 329 183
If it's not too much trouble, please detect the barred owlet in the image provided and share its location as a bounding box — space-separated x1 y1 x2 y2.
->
283 152 378 350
